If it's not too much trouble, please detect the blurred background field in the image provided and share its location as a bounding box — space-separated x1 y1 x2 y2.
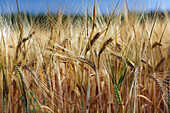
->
1 0 170 14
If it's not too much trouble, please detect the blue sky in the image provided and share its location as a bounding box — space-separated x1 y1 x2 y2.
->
0 0 170 14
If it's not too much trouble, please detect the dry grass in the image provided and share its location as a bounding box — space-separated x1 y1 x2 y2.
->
0 0 170 113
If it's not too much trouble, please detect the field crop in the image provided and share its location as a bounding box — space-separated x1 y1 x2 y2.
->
0 0 170 113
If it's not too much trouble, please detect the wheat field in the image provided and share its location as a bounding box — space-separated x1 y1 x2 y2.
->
0 0 170 113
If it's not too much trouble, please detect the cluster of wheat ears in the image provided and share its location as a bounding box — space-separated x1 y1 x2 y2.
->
0 0 170 113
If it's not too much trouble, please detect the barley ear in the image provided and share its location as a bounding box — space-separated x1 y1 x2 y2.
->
14 66 28 112
99 38 113 56
114 84 122 105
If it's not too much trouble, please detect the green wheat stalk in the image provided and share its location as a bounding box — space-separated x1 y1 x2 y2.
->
118 65 127 90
